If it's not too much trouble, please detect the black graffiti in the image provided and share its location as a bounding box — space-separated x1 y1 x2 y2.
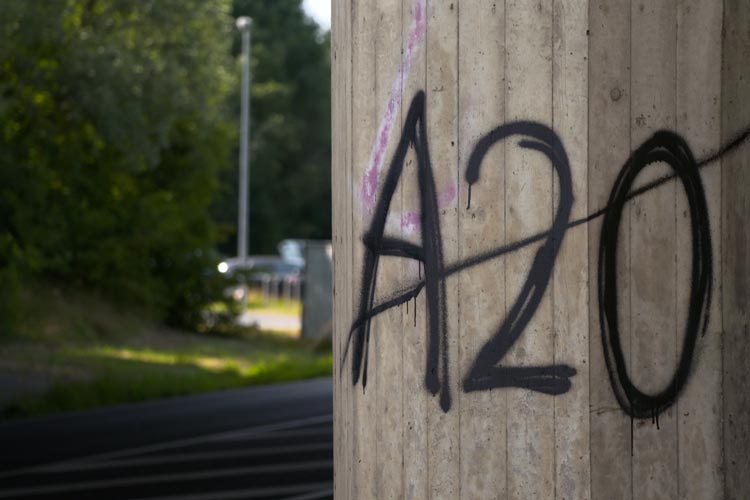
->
462 122 576 396
598 132 712 419
343 90 750 418
349 91 451 410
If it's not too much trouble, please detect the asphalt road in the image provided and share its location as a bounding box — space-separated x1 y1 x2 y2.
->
0 378 333 500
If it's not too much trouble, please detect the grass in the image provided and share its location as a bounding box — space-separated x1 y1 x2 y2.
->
247 293 302 316
0 284 331 420
209 288 302 316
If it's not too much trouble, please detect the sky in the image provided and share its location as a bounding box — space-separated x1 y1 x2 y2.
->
302 0 331 30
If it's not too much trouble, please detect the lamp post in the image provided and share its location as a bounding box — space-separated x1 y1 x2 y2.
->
236 16 252 263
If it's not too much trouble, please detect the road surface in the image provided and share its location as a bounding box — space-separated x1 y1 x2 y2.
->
0 378 332 500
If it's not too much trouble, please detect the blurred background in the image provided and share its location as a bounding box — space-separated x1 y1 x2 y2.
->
0 1 334 498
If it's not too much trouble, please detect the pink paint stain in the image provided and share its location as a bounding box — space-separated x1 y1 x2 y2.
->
360 0 425 212
437 181 456 207
400 211 422 234
400 181 458 234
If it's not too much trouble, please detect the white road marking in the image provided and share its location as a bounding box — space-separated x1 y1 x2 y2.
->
35 442 332 473
0 460 333 498
0 413 331 480
131 481 332 500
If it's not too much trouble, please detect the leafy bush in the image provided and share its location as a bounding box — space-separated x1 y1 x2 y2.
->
0 0 236 328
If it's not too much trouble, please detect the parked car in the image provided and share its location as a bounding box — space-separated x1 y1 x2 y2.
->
218 256 302 279
218 256 303 303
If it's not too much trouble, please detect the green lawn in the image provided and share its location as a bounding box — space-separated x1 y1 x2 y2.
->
246 290 302 316
206 289 302 318
0 285 330 419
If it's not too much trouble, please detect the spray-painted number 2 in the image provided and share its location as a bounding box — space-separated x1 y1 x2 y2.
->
345 91 715 418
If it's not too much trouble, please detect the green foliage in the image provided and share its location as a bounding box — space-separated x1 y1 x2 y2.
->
4 352 332 419
0 0 332 332
213 0 332 254
0 307 332 419
0 0 237 328
0 235 23 335
0 284 330 419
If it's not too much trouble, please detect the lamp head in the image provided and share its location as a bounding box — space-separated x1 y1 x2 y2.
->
236 16 252 30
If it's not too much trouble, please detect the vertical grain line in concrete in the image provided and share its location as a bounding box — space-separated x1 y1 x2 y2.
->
502 0 509 497
627 0 633 497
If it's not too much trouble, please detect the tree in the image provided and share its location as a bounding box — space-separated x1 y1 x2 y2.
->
0 0 236 329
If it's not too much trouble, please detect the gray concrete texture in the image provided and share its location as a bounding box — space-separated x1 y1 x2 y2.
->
332 0 750 498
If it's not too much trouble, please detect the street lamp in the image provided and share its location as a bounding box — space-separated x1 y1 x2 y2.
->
236 16 252 264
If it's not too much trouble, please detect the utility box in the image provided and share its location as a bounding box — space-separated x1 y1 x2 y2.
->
301 240 333 339
332 0 750 499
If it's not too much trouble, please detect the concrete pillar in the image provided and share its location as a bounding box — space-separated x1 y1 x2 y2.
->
332 1 750 498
